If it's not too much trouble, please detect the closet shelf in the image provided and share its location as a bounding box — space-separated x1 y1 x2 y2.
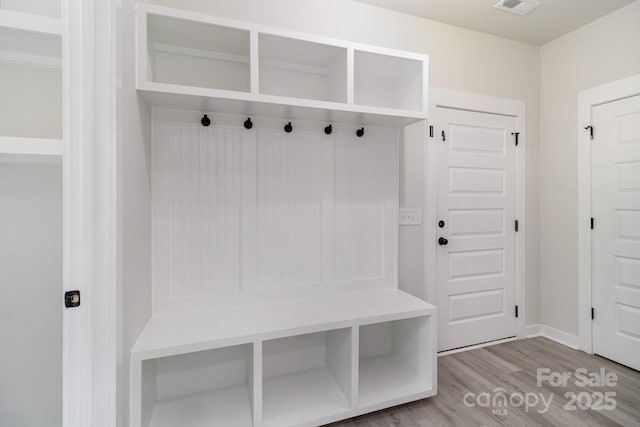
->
0 137 63 163
0 9 62 36
131 288 436 361
138 82 425 127
136 3 428 127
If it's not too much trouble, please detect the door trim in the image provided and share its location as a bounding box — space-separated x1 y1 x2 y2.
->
577 73 640 354
426 88 527 340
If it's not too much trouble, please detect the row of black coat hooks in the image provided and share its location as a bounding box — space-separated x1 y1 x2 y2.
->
200 114 365 137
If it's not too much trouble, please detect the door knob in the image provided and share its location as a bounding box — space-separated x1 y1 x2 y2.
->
438 237 448 246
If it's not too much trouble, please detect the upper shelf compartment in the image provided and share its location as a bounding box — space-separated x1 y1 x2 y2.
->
136 4 428 127
259 34 347 103
145 13 251 92
355 50 425 112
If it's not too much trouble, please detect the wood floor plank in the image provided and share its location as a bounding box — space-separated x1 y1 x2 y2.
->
328 337 640 427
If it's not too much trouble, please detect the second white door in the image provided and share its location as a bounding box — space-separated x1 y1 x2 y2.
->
435 106 518 352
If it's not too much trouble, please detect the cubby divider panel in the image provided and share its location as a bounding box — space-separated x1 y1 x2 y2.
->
358 316 432 408
146 14 251 92
140 344 255 427
262 328 352 426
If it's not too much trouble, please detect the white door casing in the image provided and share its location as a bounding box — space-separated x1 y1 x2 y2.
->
427 88 526 353
591 95 640 371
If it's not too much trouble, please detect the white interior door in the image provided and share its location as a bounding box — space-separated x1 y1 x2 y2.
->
592 95 640 371
435 107 518 352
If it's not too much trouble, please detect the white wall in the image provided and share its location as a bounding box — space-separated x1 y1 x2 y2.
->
0 164 62 426
539 1 640 335
148 0 541 327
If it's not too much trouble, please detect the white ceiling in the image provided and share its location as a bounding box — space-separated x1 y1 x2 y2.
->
353 0 636 45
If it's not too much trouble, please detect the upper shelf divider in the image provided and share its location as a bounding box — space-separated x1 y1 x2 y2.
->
136 3 429 126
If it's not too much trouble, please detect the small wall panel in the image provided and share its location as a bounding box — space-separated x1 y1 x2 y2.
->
154 123 242 303
334 136 395 282
255 130 322 288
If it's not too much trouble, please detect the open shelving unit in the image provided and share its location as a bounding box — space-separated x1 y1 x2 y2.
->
359 317 433 409
130 4 435 427
135 3 428 127
140 344 255 427
130 289 437 427
0 5 63 162
262 329 352 427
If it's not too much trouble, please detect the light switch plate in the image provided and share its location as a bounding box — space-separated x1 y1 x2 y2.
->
399 208 422 226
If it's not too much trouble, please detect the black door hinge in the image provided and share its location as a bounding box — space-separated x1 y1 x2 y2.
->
584 125 594 140
511 132 520 146
591 218 594 230
441 130 446 142
429 125 434 138
591 307 595 320
515 220 519 232
65 290 81 308
515 305 519 318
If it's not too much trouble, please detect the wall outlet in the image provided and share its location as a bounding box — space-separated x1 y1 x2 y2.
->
399 209 422 226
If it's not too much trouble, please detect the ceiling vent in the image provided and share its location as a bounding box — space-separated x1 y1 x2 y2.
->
494 0 542 15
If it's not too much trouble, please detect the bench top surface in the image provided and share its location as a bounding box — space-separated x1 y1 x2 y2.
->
132 288 436 360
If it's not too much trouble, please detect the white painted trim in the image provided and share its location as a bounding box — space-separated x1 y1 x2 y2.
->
526 324 542 338
540 325 580 350
427 87 527 340
437 337 519 356
577 73 640 354
0 50 62 68
0 137 63 156
0 8 62 35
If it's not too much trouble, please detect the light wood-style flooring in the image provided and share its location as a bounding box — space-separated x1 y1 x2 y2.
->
331 337 640 426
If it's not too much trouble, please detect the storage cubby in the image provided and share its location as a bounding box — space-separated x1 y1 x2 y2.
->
262 329 352 426
259 34 347 103
140 344 254 427
0 0 60 19
0 26 62 139
358 317 432 408
354 50 424 111
146 14 251 92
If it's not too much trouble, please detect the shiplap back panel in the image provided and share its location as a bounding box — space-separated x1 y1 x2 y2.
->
153 124 243 303
152 110 398 313
255 130 323 289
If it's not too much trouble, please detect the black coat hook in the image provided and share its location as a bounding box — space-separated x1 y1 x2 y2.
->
356 127 365 138
244 118 253 130
201 114 211 127
284 122 293 133
324 124 333 135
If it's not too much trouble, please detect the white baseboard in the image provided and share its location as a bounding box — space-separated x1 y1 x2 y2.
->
540 325 580 350
526 324 542 338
